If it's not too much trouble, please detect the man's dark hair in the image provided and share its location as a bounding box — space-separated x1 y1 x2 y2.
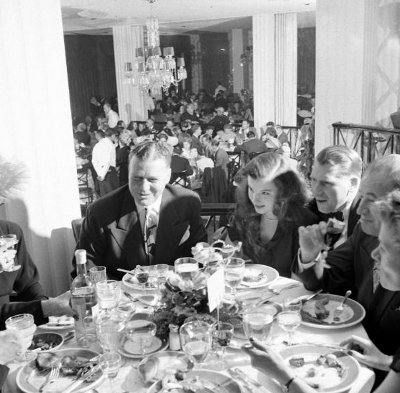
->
130 141 172 166
247 131 255 138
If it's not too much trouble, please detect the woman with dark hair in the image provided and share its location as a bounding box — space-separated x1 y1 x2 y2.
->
228 152 318 277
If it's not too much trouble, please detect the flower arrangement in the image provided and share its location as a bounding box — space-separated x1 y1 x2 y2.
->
0 155 27 201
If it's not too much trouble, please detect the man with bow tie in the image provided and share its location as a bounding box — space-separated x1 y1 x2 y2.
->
75 141 207 280
295 154 400 366
307 145 363 247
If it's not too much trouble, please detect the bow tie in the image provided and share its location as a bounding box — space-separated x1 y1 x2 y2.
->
320 211 344 222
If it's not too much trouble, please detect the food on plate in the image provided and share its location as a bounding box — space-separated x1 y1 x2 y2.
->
243 272 264 283
30 333 63 351
158 372 209 393
35 352 60 371
314 296 330 320
47 315 74 327
288 353 347 389
289 356 305 367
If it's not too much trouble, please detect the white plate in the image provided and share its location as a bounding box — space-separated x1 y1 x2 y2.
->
122 266 173 291
148 369 242 393
39 316 74 330
120 336 168 359
239 264 279 289
16 348 103 393
279 344 360 393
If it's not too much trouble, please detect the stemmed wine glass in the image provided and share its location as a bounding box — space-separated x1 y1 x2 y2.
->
277 299 302 346
180 321 212 365
224 257 245 300
99 352 121 392
95 315 125 353
212 322 234 361
96 280 121 312
125 319 157 356
5 314 36 361
89 266 107 284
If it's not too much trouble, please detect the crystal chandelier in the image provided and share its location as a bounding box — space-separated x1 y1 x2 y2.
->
124 0 187 97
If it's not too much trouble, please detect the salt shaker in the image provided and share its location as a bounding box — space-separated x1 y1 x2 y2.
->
169 324 181 351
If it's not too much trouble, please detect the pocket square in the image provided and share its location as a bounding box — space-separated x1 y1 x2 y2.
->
179 226 191 246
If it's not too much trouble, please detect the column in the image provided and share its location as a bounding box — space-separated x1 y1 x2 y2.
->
253 13 297 130
190 34 203 94
253 14 275 130
275 13 297 127
0 0 81 296
231 29 245 94
113 25 147 123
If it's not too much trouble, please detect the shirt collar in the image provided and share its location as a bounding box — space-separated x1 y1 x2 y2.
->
136 195 162 217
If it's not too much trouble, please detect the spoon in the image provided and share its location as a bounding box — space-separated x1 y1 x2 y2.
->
334 290 352 319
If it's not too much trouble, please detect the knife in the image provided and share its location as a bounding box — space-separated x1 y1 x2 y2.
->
63 365 102 393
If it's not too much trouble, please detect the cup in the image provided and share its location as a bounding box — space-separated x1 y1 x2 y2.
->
96 280 121 311
174 258 199 281
5 314 36 361
89 266 107 284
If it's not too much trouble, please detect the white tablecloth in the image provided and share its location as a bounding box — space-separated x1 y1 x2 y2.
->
4 277 375 393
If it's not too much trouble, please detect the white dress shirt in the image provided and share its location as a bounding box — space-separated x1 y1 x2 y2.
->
92 137 116 179
106 109 119 128
136 197 162 243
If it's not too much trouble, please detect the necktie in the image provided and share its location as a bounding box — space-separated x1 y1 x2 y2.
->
322 210 345 249
144 208 157 262
320 211 345 222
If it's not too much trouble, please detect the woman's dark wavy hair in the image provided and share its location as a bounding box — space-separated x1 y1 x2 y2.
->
234 152 310 253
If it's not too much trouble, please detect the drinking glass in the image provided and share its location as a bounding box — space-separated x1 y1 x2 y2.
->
5 314 36 361
243 307 274 344
95 316 125 353
0 234 20 272
180 321 212 365
99 352 121 392
96 280 121 311
155 264 169 286
125 320 157 355
224 257 245 299
135 265 150 288
174 258 199 281
277 311 302 346
89 266 107 284
212 322 234 359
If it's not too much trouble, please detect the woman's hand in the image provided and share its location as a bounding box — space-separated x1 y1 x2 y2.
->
298 222 328 263
340 335 393 371
242 339 293 385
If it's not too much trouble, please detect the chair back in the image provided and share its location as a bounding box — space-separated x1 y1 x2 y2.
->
71 218 83 243
170 172 190 188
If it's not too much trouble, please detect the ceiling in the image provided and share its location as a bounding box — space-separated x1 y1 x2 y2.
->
61 0 316 35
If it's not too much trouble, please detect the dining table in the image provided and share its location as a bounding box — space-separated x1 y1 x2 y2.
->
4 276 376 393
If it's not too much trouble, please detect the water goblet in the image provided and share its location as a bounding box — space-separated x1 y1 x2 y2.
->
96 280 121 312
125 320 157 356
99 352 122 392
89 266 107 284
180 321 212 365
242 307 274 344
277 310 302 346
95 315 125 353
212 322 234 360
224 257 245 300
5 314 36 361
174 257 199 281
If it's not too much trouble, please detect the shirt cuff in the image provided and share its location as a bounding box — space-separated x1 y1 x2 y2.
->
297 249 321 273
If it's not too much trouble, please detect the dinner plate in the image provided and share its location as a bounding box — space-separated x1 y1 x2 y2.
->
301 294 366 329
16 348 103 393
147 369 242 393
238 366 283 393
39 316 74 330
122 266 173 291
279 344 360 393
138 351 194 384
119 336 168 359
238 264 279 289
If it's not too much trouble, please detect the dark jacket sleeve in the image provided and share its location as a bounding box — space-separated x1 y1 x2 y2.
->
0 300 46 330
0 364 9 389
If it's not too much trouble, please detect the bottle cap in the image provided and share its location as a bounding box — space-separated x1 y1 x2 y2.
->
75 249 87 265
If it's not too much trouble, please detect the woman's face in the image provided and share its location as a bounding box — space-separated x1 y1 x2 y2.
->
183 141 191 150
371 221 400 291
247 176 278 218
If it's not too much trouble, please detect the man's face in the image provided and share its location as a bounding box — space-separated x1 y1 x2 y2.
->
103 104 110 114
310 163 356 214
128 157 171 207
371 222 400 291
187 104 194 114
356 173 385 236
242 120 249 129
146 119 154 128
166 121 174 129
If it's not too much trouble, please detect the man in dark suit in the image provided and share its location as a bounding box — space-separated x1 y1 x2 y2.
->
76 141 207 280
307 145 363 243
295 154 400 357
234 131 267 161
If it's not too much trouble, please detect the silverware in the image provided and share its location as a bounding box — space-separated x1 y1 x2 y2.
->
63 365 101 393
117 268 135 275
301 289 323 304
266 282 302 295
38 364 60 392
334 290 352 319
63 331 75 343
123 291 139 302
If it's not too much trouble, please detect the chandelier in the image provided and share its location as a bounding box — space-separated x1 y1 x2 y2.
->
124 0 187 97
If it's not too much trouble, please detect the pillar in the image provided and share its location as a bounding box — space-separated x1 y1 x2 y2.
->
253 13 297 130
190 34 203 95
0 0 81 296
231 29 245 94
113 25 147 123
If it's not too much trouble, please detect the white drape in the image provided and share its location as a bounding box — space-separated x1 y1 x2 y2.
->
0 0 81 296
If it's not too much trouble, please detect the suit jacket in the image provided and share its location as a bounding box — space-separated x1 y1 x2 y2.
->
307 198 360 237
76 184 207 280
191 135 204 155
0 364 9 389
295 223 400 355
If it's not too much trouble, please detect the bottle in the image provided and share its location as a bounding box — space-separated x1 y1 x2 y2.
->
71 249 97 347
169 324 181 351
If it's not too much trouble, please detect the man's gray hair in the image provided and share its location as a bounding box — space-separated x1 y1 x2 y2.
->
130 140 172 166
365 154 400 194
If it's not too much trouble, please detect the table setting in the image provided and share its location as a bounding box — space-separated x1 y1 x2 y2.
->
4 241 376 393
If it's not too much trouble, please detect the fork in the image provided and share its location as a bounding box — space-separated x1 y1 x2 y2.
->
39 364 60 392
